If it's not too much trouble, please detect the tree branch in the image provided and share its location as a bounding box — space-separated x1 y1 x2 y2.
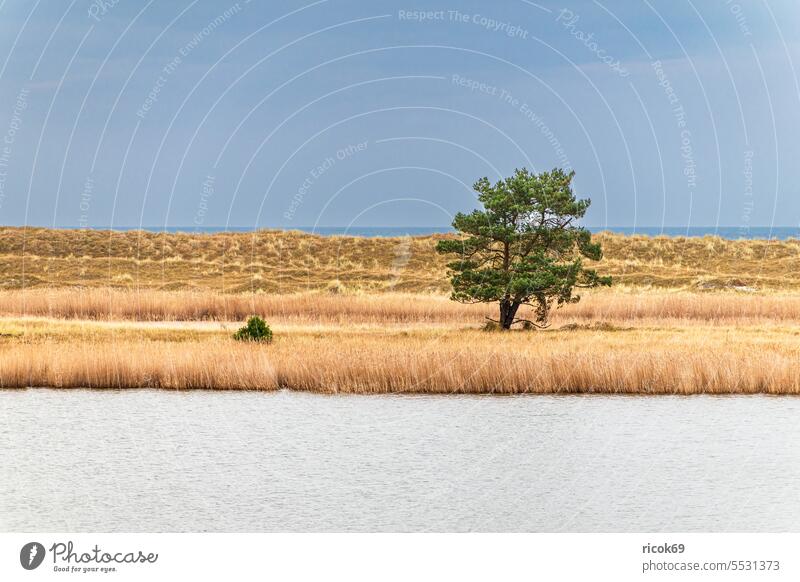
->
512 317 550 329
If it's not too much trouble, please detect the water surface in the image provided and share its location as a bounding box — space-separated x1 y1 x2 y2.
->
1 390 797 532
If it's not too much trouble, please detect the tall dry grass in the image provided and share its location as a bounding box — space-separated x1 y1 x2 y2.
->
1 331 799 394
2 287 800 325
0 340 276 390
0 288 484 323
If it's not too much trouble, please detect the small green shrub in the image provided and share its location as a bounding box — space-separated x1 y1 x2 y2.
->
233 316 273 343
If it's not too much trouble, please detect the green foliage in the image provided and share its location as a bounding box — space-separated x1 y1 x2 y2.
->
437 168 611 329
233 316 273 343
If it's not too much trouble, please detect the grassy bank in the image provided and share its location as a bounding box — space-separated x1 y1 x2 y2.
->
1 227 799 394
1 316 799 394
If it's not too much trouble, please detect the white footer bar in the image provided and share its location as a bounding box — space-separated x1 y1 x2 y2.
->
1 533 795 581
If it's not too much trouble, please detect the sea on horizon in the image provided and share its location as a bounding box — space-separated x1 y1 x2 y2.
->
44 225 800 240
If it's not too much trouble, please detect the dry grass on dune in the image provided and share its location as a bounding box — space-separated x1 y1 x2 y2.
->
2 287 800 326
0 227 450 293
593 232 800 289
1 329 799 394
3 226 800 291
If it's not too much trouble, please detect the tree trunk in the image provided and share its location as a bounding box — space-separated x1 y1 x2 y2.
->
499 299 520 330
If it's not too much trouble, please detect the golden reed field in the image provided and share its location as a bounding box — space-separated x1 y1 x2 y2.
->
2 227 800 394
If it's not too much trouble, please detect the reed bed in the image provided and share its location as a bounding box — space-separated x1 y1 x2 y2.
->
1 331 799 394
2 287 800 325
0 340 277 390
273 329 800 394
0 288 484 323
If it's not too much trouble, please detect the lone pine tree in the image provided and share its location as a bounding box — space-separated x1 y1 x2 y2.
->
437 168 611 330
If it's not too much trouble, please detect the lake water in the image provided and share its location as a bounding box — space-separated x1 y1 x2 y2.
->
1 390 798 532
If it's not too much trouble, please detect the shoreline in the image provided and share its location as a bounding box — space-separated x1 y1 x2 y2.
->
9 386 798 398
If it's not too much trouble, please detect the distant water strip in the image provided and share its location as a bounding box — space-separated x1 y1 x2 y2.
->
58 225 800 240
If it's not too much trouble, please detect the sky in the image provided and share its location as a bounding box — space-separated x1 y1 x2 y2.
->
0 0 798 230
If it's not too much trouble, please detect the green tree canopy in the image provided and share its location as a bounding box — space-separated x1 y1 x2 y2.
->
437 168 611 329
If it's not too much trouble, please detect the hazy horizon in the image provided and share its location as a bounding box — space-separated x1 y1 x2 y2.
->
6 224 800 241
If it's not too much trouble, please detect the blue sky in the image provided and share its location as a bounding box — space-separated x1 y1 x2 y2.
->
0 0 798 229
